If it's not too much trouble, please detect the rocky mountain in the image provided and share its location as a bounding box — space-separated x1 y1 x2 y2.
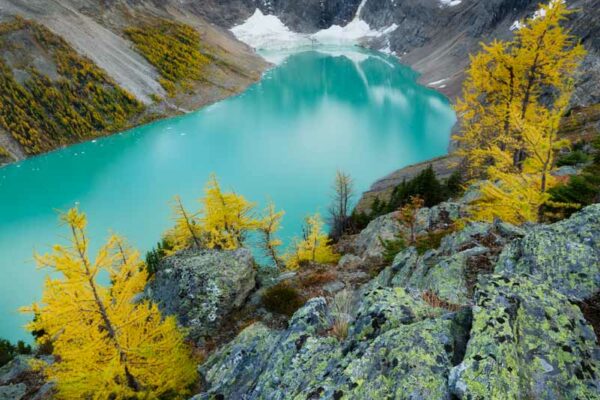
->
0 0 268 163
196 0 599 103
0 0 598 164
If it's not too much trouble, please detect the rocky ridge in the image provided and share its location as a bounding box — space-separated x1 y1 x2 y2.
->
194 204 600 399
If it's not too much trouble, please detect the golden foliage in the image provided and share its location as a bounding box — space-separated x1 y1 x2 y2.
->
164 175 262 253
258 202 285 269
22 208 197 399
454 1 586 223
0 17 144 155
397 195 424 244
284 213 340 270
164 196 204 255
125 20 210 97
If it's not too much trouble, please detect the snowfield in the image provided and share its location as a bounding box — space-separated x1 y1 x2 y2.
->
231 8 398 57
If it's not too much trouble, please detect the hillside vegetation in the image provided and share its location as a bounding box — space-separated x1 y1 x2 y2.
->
125 20 210 97
0 17 144 155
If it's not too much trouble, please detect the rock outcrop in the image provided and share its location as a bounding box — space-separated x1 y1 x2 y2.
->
194 205 600 399
348 200 465 265
0 355 53 400
148 248 257 343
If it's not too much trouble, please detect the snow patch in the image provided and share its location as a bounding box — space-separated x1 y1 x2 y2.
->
428 78 448 87
439 0 462 7
231 8 398 55
230 9 311 50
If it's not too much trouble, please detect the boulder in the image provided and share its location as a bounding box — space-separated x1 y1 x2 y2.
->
350 201 465 266
496 204 600 301
194 205 600 399
148 248 256 342
386 220 525 305
197 286 469 399
0 383 26 400
450 274 600 399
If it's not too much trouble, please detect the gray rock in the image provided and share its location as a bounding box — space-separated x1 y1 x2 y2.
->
323 281 345 294
551 165 580 177
496 204 600 301
0 356 31 385
148 248 256 342
350 202 465 266
194 205 600 399
338 254 362 269
0 383 26 400
450 274 600 399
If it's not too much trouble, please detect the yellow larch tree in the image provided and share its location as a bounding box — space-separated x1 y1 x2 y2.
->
23 208 197 399
199 175 261 250
164 195 203 255
284 213 340 270
258 201 285 269
454 0 586 223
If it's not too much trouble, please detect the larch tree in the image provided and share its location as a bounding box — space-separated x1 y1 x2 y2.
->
397 195 425 245
284 213 340 269
258 201 285 269
23 208 197 400
199 175 261 250
163 175 262 253
454 0 586 223
328 170 355 241
164 195 203 255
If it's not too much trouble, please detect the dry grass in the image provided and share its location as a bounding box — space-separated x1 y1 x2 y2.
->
330 289 354 340
421 290 462 312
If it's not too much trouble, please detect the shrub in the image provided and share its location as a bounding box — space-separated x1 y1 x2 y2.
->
262 283 305 317
300 271 335 288
145 238 173 277
545 134 600 221
379 235 406 264
415 228 454 255
556 150 591 166
0 338 32 367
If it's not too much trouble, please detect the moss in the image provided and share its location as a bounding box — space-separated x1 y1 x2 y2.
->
125 20 210 97
262 283 306 317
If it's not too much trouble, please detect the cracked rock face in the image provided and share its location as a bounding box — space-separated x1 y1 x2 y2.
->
194 205 600 399
147 248 256 343
450 275 600 399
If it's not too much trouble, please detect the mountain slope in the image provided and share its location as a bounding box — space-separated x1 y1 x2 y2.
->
0 0 269 163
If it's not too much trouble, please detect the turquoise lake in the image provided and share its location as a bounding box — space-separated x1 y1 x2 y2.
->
0 48 455 342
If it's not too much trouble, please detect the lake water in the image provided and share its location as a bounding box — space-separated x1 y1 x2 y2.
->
0 48 455 342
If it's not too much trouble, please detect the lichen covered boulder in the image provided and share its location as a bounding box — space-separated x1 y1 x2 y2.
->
196 287 469 399
387 221 524 305
148 248 256 342
450 274 600 399
496 204 600 301
350 202 465 265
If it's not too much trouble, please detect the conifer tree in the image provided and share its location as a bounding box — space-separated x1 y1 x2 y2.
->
284 213 340 269
258 201 285 269
455 0 586 223
164 195 203 255
200 175 260 250
23 208 197 399
398 196 425 245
